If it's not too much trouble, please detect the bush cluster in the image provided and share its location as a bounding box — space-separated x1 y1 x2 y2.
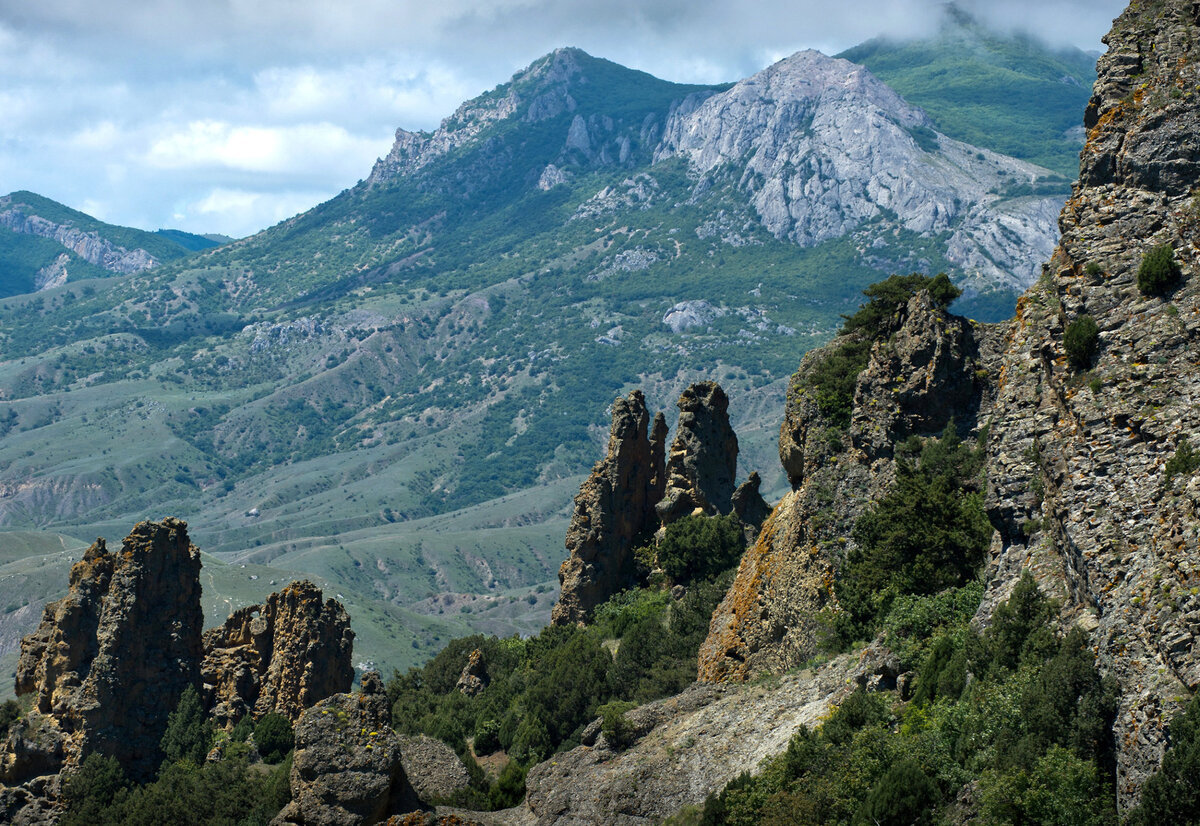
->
678 575 1120 826
1137 243 1181 295
831 423 990 648
1064 315 1100 369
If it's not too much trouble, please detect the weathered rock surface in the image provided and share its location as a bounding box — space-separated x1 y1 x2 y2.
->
273 673 412 826
0 206 157 276
656 382 739 525
976 0 1200 809
455 649 489 697
704 291 1000 682
480 647 891 825
552 391 662 626
396 735 470 805
8 518 203 782
730 471 770 533
202 580 355 726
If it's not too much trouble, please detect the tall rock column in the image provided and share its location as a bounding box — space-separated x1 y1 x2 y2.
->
552 391 662 625
10 517 203 782
655 381 739 525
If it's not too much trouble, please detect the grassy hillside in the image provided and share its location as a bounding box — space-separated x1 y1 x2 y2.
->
839 7 1097 178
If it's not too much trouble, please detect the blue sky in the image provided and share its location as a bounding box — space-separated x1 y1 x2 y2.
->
0 0 1125 238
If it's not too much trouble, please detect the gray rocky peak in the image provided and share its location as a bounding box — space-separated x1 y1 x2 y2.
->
654 49 1061 292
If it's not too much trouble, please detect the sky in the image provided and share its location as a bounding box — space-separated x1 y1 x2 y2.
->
0 0 1126 239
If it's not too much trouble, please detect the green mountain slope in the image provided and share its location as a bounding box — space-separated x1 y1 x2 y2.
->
0 191 223 298
0 36 1091 676
839 5 1098 178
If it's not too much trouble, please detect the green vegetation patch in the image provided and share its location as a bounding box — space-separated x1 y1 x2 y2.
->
677 575 1119 826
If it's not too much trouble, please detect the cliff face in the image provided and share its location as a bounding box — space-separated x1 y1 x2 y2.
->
202 580 355 726
699 292 1001 681
8 518 203 783
979 0 1200 807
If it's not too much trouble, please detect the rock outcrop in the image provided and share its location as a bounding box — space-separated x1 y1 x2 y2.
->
202 580 355 727
553 385 766 625
701 291 1000 682
454 649 489 697
976 0 1200 808
551 391 662 626
655 381 739 526
272 673 414 826
0 204 158 276
6 518 203 784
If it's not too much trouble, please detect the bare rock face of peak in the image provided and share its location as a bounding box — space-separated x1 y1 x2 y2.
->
6 518 202 784
552 390 661 626
0 207 158 276
202 579 355 727
656 381 739 525
978 0 1200 809
654 49 1062 293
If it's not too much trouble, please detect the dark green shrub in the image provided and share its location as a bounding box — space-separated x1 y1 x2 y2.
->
487 760 527 810
1138 243 1181 295
1064 315 1100 369
927 272 963 307
599 700 639 750
229 715 252 744
855 759 938 826
1085 261 1103 276
656 514 744 584
0 699 20 741
61 754 129 825
253 713 294 764
473 719 501 756
1165 438 1200 483
833 423 990 646
160 685 214 766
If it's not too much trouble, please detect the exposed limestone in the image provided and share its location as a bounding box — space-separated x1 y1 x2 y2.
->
703 292 999 682
655 381 739 525
654 49 1061 293
492 647 891 825
0 206 157 275
455 649 489 697
552 391 661 626
977 0 1200 809
7 518 203 784
272 673 412 826
202 580 355 727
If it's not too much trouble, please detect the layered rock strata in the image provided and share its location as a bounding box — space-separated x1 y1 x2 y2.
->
977 0 1200 808
700 291 999 681
202 580 355 726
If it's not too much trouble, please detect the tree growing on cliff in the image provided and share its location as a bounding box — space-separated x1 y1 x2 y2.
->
160 685 214 767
